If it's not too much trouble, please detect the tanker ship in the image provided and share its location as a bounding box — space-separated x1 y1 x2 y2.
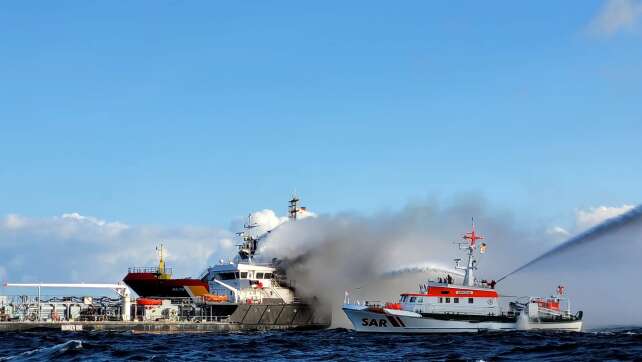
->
0 196 331 332
121 196 329 328
342 221 583 333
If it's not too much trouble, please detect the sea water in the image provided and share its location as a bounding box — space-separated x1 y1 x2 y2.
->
0 328 640 361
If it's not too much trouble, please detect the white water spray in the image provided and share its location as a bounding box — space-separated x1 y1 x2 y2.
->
498 204 642 283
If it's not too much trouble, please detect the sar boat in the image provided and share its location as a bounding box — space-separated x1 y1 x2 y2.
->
342 221 583 333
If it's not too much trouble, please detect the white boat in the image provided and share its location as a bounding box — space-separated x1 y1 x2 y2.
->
342 221 583 333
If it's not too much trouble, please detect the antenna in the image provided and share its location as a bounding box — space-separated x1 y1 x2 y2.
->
288 193 301 221
244 213 258 230
155 243 169 277
457 218 486 287
462 217 484 249
237 213 260 262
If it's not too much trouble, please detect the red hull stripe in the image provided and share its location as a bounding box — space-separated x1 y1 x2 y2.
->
402 287 499 298
386 315 400 327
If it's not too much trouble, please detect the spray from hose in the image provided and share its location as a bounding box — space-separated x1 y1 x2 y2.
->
497 204 642 283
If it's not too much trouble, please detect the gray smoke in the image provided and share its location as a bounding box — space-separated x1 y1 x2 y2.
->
260 197 544 327
261 199 642 328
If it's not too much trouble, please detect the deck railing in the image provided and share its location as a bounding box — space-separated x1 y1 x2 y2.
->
127 267 174 274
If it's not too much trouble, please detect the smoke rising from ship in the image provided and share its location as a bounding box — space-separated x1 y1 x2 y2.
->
2 198 640 327
259 198 543 327
260 199 642 327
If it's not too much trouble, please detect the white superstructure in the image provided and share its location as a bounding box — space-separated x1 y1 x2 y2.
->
201 261 295 305
199 196 305 305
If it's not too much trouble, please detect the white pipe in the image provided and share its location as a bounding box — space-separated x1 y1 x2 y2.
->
6 283 126 289
5 283 129 296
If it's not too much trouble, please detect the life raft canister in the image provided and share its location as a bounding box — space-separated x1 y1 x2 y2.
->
385 303 402 310
203 294 228 303
137 298 162 306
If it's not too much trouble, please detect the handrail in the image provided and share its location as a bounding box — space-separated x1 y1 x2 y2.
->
127 267 174 274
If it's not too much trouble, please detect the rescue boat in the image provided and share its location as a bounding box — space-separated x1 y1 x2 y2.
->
342 221 583 333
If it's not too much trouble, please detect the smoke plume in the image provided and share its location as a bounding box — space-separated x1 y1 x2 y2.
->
259 197 545 327
260 199 642 328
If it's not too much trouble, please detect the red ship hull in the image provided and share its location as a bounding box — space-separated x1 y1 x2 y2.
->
123 272 209 298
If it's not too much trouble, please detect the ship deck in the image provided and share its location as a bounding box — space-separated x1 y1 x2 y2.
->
0 320 329 333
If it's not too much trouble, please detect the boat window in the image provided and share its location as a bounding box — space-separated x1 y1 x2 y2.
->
217 272 236 280
454 298 459 304
439 297 443 303
417 297 423 303
234 272 239 279
445 298 450 303
441 291 449 295
410 297 416 303
264 273 272 279
240 272 248 279
256 272 264 279
468 298 474 304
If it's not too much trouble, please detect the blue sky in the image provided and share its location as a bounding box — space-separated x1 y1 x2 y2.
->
1 0 641 228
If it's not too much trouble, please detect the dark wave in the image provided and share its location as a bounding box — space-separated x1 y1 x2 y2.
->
0 328 640 361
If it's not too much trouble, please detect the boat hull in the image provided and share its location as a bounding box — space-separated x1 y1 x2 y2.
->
343 304 582 333
123 272 208 298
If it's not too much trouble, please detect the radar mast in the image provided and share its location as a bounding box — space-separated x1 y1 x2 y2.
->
288 194 300 221
454 218 485 286
237 214 259 262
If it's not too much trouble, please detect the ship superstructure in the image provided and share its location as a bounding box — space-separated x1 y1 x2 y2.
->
199 210 297 306
119 195 329 329
342 221 583 333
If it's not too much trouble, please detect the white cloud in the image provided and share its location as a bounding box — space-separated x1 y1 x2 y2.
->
547 226 571 238
3 214 26 230
231 207 318 239
575 204 635 231
549 204 635 239
0 212 233 285
588 0 642 37
0 206 317 289
247 209 289 236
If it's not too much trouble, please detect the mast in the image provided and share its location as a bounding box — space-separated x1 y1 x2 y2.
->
237 214 259 262
288 194 300 221
238 195 305 263
456 219 484 287
156 243 171 279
